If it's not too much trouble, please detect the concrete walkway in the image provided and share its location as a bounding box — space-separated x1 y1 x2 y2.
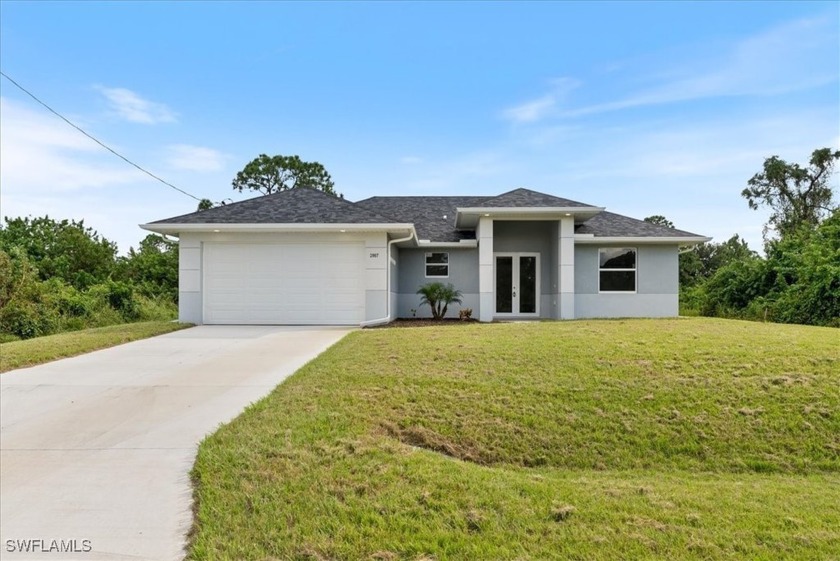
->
0 325 352 560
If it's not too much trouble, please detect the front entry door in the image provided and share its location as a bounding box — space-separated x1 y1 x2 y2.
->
494 253 540 316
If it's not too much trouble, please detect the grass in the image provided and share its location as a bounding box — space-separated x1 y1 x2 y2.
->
0 320 193 373
190 318 839 560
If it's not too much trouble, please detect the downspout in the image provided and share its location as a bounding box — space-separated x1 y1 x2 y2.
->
359 230 415 327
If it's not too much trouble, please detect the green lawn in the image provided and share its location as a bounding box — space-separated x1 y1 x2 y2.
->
0 321 193 373
190 318 839 560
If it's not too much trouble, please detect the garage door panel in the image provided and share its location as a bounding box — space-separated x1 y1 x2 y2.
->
203 242 365 325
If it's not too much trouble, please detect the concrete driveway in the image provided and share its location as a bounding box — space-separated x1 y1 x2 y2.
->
0 325 352 560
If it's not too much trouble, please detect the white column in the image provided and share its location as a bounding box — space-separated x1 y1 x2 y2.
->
364 234 388 321
478 216 494 322
178 234 202 324
559 217 575 319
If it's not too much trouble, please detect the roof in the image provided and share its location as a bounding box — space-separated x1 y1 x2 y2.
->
356 196 486 242
150 187 398 225
477 188 594 208
574 211 703 238
146 186 707 242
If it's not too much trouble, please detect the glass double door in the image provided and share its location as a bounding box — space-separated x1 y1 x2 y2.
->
494 253 539 316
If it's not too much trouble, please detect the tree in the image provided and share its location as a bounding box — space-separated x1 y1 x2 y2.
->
232 154 337 196
416 282 463 320
117 234 179 302
742 148 840 240
0 216 117 289
681 235 758 286
643 215 675 228
196 198 231 211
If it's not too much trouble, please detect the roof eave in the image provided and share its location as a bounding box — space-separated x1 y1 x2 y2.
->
574 235 712 244
455 206 605 228
139 222 416 236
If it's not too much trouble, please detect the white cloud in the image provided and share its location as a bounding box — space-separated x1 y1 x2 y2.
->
96 86 177 124
166 144 228 172
501 78 581 124
400 155 423 165
0 97 197 253
507 14 838 121
502 93 557 124
0 97 144 193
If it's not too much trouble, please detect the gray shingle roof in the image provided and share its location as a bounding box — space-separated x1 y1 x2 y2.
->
575 211 703 238
479 188 595 208
151 187 399 225
148 187 705 241
356 196 486 242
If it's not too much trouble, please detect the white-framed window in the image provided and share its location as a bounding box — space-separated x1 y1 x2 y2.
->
425 252 449 278
599 248 636 292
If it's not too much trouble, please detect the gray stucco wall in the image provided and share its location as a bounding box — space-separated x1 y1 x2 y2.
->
397 247 478 319
574 244 679 317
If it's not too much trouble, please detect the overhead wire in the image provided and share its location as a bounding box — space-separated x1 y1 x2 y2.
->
0 70 203 202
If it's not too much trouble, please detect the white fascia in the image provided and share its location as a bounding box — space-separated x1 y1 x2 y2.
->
457 206 604 214
416 239 478 248
574 236 712 244
455 206 604 228
139 222 416 236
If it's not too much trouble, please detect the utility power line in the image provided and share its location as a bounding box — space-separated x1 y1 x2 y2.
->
0 71 203 202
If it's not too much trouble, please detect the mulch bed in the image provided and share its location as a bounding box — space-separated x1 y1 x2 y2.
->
367 318 479 328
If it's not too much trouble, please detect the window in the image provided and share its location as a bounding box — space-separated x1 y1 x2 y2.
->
599 248 636 292
425 252 449 277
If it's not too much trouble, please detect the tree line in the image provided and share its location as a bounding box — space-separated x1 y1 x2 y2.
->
0 219 178 340
662 148 839 327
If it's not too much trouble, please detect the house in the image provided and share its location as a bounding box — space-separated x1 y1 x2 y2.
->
141 187 710 325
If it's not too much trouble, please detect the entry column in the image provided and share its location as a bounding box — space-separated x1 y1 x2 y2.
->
478 216 494 322
558 216 575 319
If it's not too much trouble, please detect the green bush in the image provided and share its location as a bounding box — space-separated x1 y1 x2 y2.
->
691 211 840 326
134 294 178 322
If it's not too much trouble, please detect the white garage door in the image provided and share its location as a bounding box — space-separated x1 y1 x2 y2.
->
203 242 365 325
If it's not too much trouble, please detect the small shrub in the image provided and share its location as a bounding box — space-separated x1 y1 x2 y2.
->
459 308 473 320
416 282 463 320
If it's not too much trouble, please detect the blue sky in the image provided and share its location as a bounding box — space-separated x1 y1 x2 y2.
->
1 1 838 253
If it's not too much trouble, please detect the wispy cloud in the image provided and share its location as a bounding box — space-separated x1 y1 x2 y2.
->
96 86 177 124
506 14 838 121
166 144 228 172
0 97 144 192
0 97 225 252
400 155 423 165
501 78 580 124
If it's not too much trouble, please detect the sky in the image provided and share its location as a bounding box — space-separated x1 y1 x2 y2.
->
1 1 838 253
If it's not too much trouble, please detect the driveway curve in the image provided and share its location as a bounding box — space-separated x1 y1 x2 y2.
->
0 325 352 560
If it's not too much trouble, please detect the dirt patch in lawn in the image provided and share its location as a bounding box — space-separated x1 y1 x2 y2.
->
381 421 487 464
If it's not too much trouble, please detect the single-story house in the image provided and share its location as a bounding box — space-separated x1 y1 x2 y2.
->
142 187 710 326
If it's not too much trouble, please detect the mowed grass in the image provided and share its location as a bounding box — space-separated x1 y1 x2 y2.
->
190 318 840 560
0 321 192 373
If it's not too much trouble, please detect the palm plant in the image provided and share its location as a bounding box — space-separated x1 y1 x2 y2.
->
416 282 463 320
